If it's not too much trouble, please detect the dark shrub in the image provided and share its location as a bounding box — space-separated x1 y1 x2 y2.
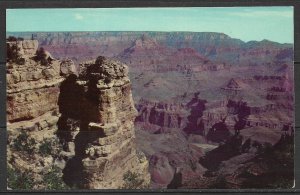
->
39 138 53 156
38 138 62 157
121 170 144 189
7 36 17 42
35 47 49 65
43 166 70 190
12 131 36 155
7 167 34 189
16 58 25 65
7 42 26 65
95 56 105 65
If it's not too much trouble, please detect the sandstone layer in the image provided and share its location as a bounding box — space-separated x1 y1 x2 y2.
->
57 56 150 189
7 40 65 189
7 40 150 189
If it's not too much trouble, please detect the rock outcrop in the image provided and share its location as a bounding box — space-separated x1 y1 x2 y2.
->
7 40 39 57
7 47 62 122
58 56 150 189
6 39 62 131
135 99 188 130
7 40 65 189
7 40 150 189
60 59 78 77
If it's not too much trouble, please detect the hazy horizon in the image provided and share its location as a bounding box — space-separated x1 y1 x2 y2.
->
6 30 293 45
6 7 293 44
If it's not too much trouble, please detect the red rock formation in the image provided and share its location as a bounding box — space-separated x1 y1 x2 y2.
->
135 99 188 129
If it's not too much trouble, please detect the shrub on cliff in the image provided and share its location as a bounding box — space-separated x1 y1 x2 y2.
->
8 166 69 190
95 56 105 65
16 58 25 65
121 170 145 189
7 43 25 65
12 131 36 155
35 47 49 65
43 166 70 190
38 138 62 157
7 44 19 60
7 167 34 189
7 36 24 41
7 36 17 42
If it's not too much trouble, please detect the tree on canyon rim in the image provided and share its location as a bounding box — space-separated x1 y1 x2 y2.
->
6 40 24 65
35 47 50 65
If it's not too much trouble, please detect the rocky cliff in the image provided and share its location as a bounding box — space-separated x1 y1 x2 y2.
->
116 35 213 73
57 56 150 189
7 40 150 189
7 41 63 122
7 40 66 189
7 32 293 67
135 99 188 130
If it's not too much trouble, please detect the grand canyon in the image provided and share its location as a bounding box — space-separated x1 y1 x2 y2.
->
6 31 294 189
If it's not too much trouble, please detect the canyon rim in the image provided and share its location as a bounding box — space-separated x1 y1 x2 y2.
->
6 7 294 190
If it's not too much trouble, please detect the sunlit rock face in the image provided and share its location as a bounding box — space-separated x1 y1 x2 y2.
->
6 40 66 190
7 40 62 122
6 40 150 189
58 56 150 189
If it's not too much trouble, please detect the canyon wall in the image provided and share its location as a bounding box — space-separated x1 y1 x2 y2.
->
7 40 150 189
136 94 293 140
135 99 188 130
59 56 150 189
7 32 293 67
7 40 65 189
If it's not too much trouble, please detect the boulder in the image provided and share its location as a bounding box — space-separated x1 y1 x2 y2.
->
60 59 78 77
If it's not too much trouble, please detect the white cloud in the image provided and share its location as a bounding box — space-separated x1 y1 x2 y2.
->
74 13 84 20
229 10 293 18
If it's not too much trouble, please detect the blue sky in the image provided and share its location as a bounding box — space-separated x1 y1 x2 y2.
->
6 7 293 43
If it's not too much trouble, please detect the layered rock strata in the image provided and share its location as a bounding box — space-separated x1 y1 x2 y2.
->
7 41 63 122
59 56 150 189
7 40 150 189
6 40 65 189
135 99 188 129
